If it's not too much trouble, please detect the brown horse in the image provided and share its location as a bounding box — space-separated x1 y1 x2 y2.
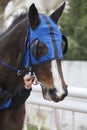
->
0 2 68 130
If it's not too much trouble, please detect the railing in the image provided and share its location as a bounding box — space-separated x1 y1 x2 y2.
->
23 85 87 130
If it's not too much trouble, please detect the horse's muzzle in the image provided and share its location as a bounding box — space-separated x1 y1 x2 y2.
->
41 83 68 102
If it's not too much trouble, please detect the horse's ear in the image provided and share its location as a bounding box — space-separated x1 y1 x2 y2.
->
29 4 40 30
50 2 65 24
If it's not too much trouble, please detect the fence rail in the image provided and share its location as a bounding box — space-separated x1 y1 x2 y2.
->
24 86 87 130
27 85 87 113
32 85 87 99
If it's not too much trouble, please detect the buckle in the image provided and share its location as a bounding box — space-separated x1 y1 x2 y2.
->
17 70 22 76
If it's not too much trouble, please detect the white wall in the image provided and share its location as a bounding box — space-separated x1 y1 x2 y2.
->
62 61 87 88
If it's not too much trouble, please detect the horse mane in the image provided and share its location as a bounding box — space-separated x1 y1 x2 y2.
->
0 13 28 39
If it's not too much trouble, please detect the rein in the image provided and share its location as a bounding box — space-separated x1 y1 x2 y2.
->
0 60 27 76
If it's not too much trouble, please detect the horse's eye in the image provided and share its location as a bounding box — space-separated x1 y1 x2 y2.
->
31 39 48 60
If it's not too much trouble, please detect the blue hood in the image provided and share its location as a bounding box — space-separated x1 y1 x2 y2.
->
23 14 63 68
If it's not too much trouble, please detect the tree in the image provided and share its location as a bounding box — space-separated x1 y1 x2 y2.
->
59 0 87 60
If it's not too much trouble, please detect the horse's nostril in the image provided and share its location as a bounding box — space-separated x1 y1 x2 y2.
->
49 87 68 103
48 88 60 102
64 88 68 96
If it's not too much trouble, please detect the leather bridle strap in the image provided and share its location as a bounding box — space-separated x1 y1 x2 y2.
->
0 60 26 76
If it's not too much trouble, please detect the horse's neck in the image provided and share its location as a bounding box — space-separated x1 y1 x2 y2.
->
0 19 28 90
0 19 28 65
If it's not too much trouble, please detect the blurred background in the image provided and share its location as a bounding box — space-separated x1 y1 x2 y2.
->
0 0 87 60
0 0 87 130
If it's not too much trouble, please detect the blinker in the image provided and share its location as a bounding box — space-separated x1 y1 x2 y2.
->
31 39 39 60
31 38 48 60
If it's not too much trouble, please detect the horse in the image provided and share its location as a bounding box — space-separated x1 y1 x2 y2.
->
0 2 68 130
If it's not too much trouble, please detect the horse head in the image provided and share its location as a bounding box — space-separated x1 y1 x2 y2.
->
23 2 68 102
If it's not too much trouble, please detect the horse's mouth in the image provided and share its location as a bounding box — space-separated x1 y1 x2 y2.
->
41 83 68 102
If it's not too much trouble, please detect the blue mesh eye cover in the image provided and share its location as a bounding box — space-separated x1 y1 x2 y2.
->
23 14 63 67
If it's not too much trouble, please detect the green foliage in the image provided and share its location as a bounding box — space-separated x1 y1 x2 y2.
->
23 124 50 130
59 0 87 60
